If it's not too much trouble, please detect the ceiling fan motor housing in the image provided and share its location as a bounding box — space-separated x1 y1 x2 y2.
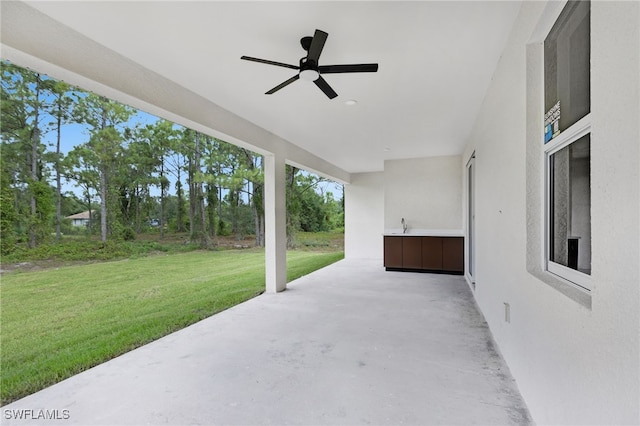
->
299 57 320 81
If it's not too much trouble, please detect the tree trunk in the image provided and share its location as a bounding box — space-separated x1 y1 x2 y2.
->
134 185 141 233
99 102 108 242
254 205 265 247
189 132 212 248
55 102 63 241
248 152 264 247
230 188 239 237
286 165 299 249
176 165 184 232
198 181 210 248
86 193 93 235
188 156 195 237
206 181 217 239
28 75 41 249
187 134 198 239
159 159 165 239
254 180 265 247
99 165 108 242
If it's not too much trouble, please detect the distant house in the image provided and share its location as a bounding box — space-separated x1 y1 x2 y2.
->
66 211 92 227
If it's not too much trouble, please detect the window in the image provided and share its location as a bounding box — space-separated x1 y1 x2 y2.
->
544 0 591 290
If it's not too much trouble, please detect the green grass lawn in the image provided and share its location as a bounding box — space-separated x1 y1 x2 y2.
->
0 249 343 404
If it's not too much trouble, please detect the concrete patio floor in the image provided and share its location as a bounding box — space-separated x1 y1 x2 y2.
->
3 259 531 425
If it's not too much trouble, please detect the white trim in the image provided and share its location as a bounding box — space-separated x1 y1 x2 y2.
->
541 0 593 291
544 116 592 290
529 0 568 43
537 42 548 275
547 261 592 292
465 154 476 286
543 113 592 156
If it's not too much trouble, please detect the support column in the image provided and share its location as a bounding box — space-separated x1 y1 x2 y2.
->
264 153 287 293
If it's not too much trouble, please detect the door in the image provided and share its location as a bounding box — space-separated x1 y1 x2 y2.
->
466 155 476 285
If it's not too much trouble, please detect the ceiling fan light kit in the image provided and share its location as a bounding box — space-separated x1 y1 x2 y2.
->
299 69 320 82
241 29 378 99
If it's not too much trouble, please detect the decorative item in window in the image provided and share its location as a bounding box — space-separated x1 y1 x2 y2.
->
544 101 560 143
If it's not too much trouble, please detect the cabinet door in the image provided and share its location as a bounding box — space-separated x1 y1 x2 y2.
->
402 237 422 269
442 237 464 272
384 236 403 268
422 237 443 270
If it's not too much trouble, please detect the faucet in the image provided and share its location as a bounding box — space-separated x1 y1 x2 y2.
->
401 218 408 234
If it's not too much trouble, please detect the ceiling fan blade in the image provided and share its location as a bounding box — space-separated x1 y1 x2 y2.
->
314 76 338 99
241 56 299 70
319 63 379 74
306 29 328 64
266 74 300 94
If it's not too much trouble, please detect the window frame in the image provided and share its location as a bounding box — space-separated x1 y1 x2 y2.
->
542 0 592 292
544 113 592 291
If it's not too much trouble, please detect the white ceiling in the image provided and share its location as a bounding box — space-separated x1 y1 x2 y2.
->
17 1 522 174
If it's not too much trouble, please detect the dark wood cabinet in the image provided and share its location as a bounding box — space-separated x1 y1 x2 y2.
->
383 236 403 268
384 235 464 275
422 237 443 270
402 237 422 269
442 237 464 272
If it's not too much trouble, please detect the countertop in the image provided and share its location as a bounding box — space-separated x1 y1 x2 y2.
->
383 229 464 237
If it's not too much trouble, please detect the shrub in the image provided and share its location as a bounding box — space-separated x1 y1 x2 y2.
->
121 227 136 241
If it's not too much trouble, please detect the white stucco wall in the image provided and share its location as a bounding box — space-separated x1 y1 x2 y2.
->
463 1 640 424
384 156 462 232
344 172 384 260
344 157 462 259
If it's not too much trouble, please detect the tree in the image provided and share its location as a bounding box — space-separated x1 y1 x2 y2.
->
1 61 345 252
120 131 156 233
186 130 212 248
285 166 340 247
208 143 262 242
27 72 45 247
1 70 30 244
129 120 175 235
64 144 99 233
73 93 133 241
0 167 18 254
217 143 244 239
242 149 264 246
0 62 51 247
152 120 175 238
285 165 299 247
166 128 189 232
47 80 74 241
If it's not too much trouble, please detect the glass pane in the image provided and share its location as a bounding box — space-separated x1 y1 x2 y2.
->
544 0 590 136
550 134 591 275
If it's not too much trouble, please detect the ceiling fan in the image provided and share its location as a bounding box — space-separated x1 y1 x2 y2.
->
241 29 378 99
